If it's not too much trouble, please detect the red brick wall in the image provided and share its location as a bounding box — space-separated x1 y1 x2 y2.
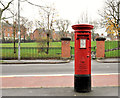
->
96 41 105 58
61 40 71 58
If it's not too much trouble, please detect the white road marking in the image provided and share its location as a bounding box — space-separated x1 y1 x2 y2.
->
0 73 119 78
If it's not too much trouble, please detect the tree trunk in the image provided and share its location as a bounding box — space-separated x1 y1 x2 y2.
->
0 16 2 60
46 14 50 54
24 29 26 42
13 23 16 53
46 32 49 54
0 17 2 43
24 35 25 42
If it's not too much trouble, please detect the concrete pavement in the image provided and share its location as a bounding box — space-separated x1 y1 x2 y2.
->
2 87 118 96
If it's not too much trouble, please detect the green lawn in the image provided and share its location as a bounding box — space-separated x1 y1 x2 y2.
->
1 42 62 47
1 41 96 47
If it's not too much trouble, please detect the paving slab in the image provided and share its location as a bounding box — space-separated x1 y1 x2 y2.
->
2 87 118 96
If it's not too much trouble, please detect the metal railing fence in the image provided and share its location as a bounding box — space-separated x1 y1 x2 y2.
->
1 47 61 60
105 41 120 58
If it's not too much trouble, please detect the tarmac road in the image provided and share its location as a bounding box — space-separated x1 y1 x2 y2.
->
1 60 118 76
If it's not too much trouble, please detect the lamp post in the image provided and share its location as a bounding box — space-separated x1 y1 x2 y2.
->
118 1 120 40
18 0 20 60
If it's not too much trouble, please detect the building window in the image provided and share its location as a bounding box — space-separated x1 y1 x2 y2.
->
16 34 17 37
12 34 14 37
8 28 10 31
8 33 9 37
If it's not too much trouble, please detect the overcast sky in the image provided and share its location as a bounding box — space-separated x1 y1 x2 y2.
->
20 0 105 23
2 0 105 32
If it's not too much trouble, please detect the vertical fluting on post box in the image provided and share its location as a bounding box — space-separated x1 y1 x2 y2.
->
72 24 94 92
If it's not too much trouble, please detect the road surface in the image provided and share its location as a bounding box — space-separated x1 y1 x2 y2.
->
1 60 118 76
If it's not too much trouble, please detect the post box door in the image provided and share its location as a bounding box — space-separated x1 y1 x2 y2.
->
75 36 90 75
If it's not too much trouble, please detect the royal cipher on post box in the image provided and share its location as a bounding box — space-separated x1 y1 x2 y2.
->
72 24 94 92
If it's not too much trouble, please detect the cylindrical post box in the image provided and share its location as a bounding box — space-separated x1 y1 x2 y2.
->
72 24 94 92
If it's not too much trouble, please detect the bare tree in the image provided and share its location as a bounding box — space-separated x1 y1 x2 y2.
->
99 0 119 38
27 21 33 34
56 19 70 38
89 20 100 41
35 29 47 54
0 0 13 21
0 0 13 43
27 1 58 54
39 7 57 54
76 11 88 24
20 17 28 42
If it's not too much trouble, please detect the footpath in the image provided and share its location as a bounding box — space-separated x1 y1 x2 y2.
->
1 58 119 96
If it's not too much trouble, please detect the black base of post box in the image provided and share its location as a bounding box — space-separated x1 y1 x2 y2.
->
74 74 91 92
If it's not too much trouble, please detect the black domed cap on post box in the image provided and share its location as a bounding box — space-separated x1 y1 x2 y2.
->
72 24 94 32
96 37 106 41
61 37 71 41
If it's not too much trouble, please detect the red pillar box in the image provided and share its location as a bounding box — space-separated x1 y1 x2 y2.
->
61 37 71 58
96 37 106 58
72 24 93 92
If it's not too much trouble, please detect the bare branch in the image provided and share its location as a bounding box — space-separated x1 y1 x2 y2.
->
0 1 5 7
99 0 118 25
2 0 13 12
6 8 14 15
24 0 49 13
2 16 13 20
56 19 70 37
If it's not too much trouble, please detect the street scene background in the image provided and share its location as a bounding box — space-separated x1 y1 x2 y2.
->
0 0 120 97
